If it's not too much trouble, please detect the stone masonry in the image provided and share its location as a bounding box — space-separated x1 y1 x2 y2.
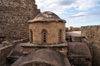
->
0 0 40 40
0 45 12 66
81 25 100 66
81 25 100 44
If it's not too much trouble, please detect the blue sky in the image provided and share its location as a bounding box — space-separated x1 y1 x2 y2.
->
36 0 100 27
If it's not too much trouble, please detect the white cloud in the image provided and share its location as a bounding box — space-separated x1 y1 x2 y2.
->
36 0 100 27
68 12 88 18
68 9 100 18
74 0 100 10
73 12 88 16
36 0 100 14
36 0 74 15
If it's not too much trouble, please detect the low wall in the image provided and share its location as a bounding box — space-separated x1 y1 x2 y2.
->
0 38 28 66
0 45 13 66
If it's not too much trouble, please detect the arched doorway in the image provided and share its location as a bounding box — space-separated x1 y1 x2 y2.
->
42 29 47 43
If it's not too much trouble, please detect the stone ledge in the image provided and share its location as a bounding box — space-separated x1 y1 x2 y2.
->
21 43 68 48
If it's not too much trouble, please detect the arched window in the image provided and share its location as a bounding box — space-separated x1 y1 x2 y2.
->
58 29 62 43
42 29 47 43
29 29 33 43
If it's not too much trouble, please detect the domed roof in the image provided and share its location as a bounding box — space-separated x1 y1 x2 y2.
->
68 42 92 58
12 49 71 66
28 11 65 23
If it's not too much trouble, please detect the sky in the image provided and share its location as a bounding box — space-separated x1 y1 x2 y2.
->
35 0 100 27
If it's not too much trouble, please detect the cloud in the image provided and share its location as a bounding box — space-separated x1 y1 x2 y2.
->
68 9 100 18
59 0 75 5
68 12 88 18
36 0 100 27
74 0 100 10
36 0 100 14
35 0 75 15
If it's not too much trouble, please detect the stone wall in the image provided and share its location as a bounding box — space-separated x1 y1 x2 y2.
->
0 0 40 40
0 45 13 66
92 44 100 66
81 25 100 66
0 38 29 66
22 44 67 56
81 25 100 44
66 27 81 32
29 22 66 44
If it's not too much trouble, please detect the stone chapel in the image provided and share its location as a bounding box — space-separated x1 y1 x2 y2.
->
6 11 92 66
21 11 67 55
28 11 66 44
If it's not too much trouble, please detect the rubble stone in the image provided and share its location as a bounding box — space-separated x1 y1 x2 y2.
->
81 25 100 66
0 0 40 40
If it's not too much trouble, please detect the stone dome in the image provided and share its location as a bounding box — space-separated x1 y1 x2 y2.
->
68 42 92 58
12 49 71 66
28 11 65 22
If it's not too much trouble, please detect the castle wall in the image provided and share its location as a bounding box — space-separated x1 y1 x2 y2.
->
81 25 100 44
0 0 40 40
81 25 100 66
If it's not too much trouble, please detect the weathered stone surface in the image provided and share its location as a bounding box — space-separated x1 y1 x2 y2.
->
0 0 40 40
29 11 66 44
12 49 71 66
66 27 81 31
0 38 29 66
0 45 13 66
92 44 100 66
2 41 12 46
81 25 100 44
68 42 92 66
81 25 100 66
29 22 66 44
